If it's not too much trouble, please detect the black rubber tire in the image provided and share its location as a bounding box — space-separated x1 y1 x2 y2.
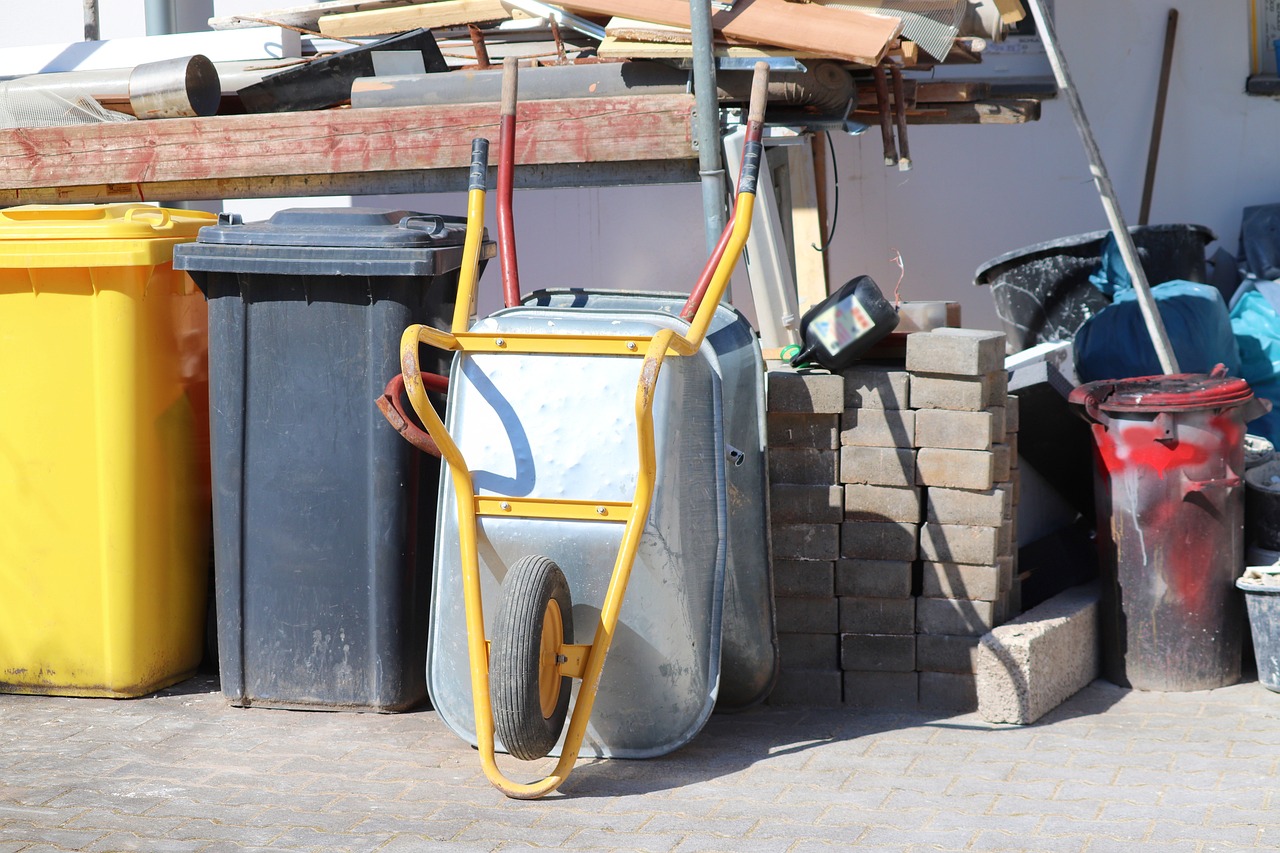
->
490 555 574 760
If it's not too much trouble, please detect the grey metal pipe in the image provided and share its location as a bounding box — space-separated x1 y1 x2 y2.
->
351 60 855 114
145 0 176 37
83 0 100 41
689 0 726 254
1025 0 1179 375
129 55 221 118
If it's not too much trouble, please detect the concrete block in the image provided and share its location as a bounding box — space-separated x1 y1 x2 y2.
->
839 407 916 448
844 483 922 524
919 522 1001 565
774 596 839 634
915 634 980 674
976 583 1100 725
993 442 1013 482
767 368 844 415
772 558 835 598
918 671 977 712
839 596 916 634
926 485 1009 527
766 412 840 450
835 559 914 599
842 365 910 410
913 408 997 451
777 632 838 670
989 405 1007 442
915 447 994 491
843 671 918 709
768 447 837 485
915 596 999 636
840 633 915 672
921 561 1004 601
771 483 843 525
771 523 840 561
840 445 916 487
767 668 843 707
909 371 1007 412
1006 393 1020 434
905 328 1006 376
840 520 918 561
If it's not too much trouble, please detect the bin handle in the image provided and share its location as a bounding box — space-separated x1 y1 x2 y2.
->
376 372 447 457
398 214 447 236
123 206 172 229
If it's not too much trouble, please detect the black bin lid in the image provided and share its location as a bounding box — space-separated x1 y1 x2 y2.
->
173 208 490 278
195 208 467 248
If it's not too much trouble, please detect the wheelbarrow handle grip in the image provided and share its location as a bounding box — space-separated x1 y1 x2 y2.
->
501 56 518 118
747 60 769 125
469 138 489 192
376 372 447 457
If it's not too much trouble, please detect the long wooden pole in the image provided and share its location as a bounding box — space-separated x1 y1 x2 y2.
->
1025 0 1180 375
1139 9 1178 227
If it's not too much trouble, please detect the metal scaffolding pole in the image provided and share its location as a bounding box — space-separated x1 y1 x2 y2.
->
689 0 726 254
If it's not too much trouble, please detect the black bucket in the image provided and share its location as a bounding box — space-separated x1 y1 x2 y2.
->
975 224 1216 353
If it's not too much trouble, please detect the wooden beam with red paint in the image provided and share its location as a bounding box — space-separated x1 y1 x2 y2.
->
0 95 696 204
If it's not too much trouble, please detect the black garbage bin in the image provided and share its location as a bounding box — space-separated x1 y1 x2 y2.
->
975 224 1215 352
174 208 493 712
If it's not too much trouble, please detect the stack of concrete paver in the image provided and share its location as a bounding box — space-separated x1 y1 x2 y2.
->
908 329 1020 711
838 363 920 709
764 327 1021 712
765 368 846 706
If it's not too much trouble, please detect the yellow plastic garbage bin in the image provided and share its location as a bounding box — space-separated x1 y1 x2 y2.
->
0 204 216 697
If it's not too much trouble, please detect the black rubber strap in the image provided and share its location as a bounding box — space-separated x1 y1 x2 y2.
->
469 138 489 191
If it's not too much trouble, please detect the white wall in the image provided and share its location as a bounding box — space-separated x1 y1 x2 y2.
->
7 0 1280 331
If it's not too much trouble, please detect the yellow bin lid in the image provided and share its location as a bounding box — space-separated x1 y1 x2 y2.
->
0 204 217 268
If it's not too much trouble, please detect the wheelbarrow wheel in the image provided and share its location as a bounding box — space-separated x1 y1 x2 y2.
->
490 555 574 760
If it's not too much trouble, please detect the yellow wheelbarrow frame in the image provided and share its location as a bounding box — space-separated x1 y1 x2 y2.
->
398 62 769 799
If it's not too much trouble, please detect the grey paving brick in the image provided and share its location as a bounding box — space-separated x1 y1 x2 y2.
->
777 632 839 669
770 483 843 524
840 407 916 448
910 371 1006 411
919 522 1001 565
766 412 840 449
906 328 1005 376
0 825 107 850
834 558 913 598
774 596 838 634
841 520 918 561
772 558 835 598
840 633 915 672
766 668 842 707
921 561 1005 600
842 364 910 410
840 444 916 487
914 408 997 451
916 596 998 636
917 671 977 712
844 483 922 523
843 671 917 709
83 834 211 853
925 485 1009 527
767 447 838 485
915 447 994 491
767 368 844 414
915 633 980 674
839 596 916 634
770 523 840 561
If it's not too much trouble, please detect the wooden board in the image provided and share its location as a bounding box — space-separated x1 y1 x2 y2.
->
563 0 903 66
210 0 428 30
318 1 530 36
786 143 827 315
0 95 695 204
598 36 822 60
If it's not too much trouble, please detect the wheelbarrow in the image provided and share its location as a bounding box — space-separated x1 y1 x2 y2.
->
383 59 771 799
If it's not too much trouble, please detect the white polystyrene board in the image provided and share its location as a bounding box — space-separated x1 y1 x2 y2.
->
0 27 301 77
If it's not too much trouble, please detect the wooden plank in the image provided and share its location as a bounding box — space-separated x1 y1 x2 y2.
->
0 95 695 203
210 0 427 31
786 143 827 315
318 1 530 36
597 36 823 60
563 0 903 66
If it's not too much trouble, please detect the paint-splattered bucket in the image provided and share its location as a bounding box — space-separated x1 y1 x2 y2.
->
1070 370 1267 691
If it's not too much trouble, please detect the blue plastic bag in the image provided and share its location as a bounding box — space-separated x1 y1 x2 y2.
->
1074 280 1242 383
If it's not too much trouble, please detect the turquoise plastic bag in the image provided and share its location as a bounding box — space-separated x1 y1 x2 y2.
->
1075 281 1242 384
1230 285 1280 443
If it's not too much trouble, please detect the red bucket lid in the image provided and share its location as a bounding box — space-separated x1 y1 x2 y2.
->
1070 372 1254 413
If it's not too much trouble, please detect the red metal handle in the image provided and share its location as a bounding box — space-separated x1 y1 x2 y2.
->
376 372 448 457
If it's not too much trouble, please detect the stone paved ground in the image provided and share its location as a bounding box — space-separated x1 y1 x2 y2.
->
0 674 1277 852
